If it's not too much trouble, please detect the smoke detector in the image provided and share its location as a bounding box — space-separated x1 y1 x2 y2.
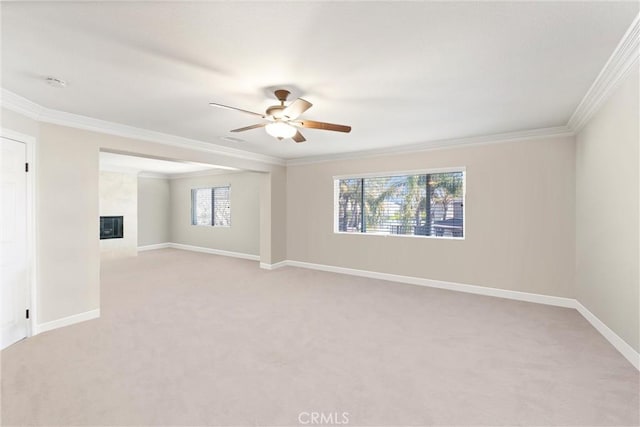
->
45 77 66 88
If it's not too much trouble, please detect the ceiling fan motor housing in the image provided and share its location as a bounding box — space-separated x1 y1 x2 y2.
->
268 89 291 119
274 89 290 102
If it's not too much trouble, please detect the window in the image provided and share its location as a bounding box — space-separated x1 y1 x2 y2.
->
335 169 465 238
191 186 231 227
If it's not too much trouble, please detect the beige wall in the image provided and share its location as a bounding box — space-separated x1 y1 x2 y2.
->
287 136 576 297
170 172 261 256
37 123 101 323
259 173 272 264
258 170 288 265
1 108 40 138
269 168 287 263
576 64 639 352
138 177 170 246
99 171 138 258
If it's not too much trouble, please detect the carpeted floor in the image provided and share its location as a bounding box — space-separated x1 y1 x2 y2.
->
2 248 639 426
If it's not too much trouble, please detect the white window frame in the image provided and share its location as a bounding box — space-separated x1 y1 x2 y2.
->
191 185 231 227
333 167 466 240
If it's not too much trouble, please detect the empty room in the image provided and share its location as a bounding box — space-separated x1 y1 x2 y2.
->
1 1 638 426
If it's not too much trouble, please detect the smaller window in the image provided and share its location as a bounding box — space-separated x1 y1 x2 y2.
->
191 186 230 227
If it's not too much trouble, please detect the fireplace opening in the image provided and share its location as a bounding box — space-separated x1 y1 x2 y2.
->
100 216 123 239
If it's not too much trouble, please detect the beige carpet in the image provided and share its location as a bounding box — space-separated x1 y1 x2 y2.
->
2 248 638 426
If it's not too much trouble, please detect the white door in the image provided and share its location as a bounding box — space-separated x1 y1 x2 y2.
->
1 137 28 349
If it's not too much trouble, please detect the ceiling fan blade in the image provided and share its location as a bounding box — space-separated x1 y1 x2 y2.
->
296 120 351 133
282 98 312 120
230 123 266 132
292 131 306 143
209 102 265 118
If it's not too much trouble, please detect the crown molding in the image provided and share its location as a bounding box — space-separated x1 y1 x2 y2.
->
0 87 580 169
286 125 574 166
568 13 640 133
0 89 45 120
0 89 285 166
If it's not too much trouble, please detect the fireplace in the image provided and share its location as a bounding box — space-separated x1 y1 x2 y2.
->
100 216 123 239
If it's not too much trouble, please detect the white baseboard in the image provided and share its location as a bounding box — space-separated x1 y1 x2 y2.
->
267 259 639 370
169 242 260 261
34 309 100 335
575 302 640 370
282 260 575 308
138 242 171 251
260 261 288 270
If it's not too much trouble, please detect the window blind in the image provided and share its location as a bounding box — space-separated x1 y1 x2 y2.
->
212 186 230 226
336 171 464 238
191 186 231 227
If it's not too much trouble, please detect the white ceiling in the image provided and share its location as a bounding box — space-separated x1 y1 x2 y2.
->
2 2 638 160
99 151 234 176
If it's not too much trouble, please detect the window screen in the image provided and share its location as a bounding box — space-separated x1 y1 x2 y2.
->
191 186 231 227
335 171 464 238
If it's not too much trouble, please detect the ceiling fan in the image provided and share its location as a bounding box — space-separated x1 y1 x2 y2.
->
209 89 351 143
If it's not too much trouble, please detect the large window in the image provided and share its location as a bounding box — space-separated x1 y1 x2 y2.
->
335 169 465 238
191 186 231 227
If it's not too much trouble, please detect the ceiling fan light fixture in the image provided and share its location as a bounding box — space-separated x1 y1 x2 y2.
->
211 89 351 143
265 122 297 139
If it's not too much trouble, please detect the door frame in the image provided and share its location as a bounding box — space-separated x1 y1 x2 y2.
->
1 128 37 338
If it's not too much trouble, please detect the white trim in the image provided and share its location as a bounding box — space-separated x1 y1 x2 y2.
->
333 166 466 181
0 89 45 120
0 128 36 145
0 89 285 166
332 230 465 241
1 88 576 166
141 242 256 257
2 88 575 168
286 126 574 166
265 259 639 370
0 89 574 166
575 302 640 370
138 243 171 252
283 260 575 308
0 128 37 337
34 309 100 335
260 261 288 270
169 242 259 261
568 13 640 132
332 168 466 239
190 184 231 191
